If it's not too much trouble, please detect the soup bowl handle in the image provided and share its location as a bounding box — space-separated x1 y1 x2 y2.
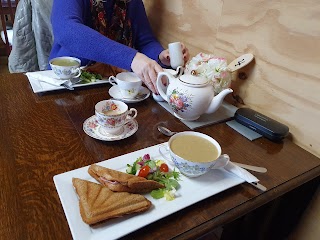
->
158 145 176 167
72 67 82 78
210 154 230 169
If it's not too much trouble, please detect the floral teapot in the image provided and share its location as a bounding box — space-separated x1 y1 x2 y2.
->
156 71 233 121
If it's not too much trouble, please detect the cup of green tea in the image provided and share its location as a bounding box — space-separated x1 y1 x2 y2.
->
159 131 229 177
49 56 81 80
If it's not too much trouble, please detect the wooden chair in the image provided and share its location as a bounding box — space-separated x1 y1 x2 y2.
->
0 0 19 56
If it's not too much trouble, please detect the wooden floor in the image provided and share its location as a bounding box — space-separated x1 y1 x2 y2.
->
0 56 9 74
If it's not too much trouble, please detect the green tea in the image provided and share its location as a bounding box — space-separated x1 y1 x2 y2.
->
51 59 79 66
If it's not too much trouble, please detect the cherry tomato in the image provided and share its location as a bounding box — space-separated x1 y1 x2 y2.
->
138 165 151 178
160 163 169 172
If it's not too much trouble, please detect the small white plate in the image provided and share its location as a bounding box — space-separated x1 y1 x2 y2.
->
83 116 138 141
109 85 150 103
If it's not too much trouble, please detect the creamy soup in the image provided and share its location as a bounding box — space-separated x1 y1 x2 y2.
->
51 59 79 66
170 135 219 163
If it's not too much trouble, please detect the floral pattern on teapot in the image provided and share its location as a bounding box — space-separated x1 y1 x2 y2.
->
169 89 193 113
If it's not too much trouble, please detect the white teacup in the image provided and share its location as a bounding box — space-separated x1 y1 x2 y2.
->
159 131 229 177
108 72 142 99
95 100 138 135
49 56 82 80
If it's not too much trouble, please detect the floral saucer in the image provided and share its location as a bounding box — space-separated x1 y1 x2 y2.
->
83 116 138 141
109 85 150 103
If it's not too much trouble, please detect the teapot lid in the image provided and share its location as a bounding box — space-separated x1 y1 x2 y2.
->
179 74 209 86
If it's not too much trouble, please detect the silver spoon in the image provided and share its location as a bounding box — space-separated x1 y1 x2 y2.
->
61 77 82 91
157 126 267 173
157 126 177 136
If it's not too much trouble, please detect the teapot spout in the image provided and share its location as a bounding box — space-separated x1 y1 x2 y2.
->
205 88 233 114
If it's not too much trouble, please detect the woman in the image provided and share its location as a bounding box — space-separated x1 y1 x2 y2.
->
49 0 189 93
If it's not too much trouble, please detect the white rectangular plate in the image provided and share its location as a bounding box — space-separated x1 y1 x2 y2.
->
53 143 244 240
27 75 109 93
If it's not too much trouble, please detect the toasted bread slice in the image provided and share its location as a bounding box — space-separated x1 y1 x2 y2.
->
72 178 151 225
88 164 164 193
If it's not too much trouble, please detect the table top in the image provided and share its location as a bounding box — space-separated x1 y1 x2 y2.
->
0 73 319 240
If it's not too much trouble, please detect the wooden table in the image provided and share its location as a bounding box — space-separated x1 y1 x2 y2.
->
0 73 319 240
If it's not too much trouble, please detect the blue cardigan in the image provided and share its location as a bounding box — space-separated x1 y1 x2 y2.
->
49 0 164 70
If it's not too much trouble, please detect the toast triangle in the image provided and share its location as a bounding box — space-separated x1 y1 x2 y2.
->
72 178 151 225
88 164 164 193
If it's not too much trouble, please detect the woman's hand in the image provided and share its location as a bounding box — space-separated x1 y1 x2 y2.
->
159 42 190 67
131 52 163 94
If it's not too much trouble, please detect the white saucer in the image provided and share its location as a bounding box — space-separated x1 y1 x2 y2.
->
83 116 138 141
109 85 150 103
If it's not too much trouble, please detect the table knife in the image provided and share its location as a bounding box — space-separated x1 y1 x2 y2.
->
224 162 267 192
249 182 267 191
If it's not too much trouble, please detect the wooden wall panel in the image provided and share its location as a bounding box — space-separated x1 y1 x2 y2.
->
215 0 320 158
143 0 223 56
144 0 320 158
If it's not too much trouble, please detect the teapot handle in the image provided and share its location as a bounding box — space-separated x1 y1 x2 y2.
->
156 72 172 102
176 66 184 77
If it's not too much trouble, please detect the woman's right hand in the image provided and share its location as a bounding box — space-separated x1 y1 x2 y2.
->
131 52 163 94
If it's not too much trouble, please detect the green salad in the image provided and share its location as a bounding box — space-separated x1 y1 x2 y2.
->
126 154 181 201
79 70 102 84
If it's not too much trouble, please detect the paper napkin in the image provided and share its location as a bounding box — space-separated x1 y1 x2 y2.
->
210 154 259 183
25 70 68 87
224 161 259 183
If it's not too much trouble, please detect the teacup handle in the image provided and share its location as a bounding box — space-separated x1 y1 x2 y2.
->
108 76 117 86
210 154 230 169
124 108 138 124
71 68 82 78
